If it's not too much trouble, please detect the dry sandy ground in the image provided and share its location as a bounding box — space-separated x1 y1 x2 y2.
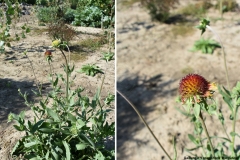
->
0 13 115 159
117 1 240 159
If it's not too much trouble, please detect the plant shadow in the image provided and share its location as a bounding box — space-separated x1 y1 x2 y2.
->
117 73 177 159
0 78 51 131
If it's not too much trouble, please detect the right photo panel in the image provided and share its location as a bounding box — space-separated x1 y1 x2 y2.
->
117 0 240 159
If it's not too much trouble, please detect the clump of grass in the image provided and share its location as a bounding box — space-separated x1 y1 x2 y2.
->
70 52 88 62
32 28 49 35
178 1 212 17
79 35 107 52
181 66 194 74
140 0 179 22
171 24 195 37
119 0 140 8
215 0 238 12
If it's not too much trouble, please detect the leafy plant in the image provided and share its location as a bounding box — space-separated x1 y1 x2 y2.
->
72 0 115 28
101 51 114 62
215 0 238 13
140 0 179 22
191 38 221 54
8 41 115 159
78 64 104 77
36 6 58 23
0 0 30 53
72 6 103 28
63 8 77 23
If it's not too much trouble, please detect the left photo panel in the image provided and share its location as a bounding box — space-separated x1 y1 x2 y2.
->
0 0 115 159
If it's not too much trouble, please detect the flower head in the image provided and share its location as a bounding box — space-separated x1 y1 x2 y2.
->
196 18 210 35
44 50 52 57
52 39 61 47
45 50 52 62
179 74 216 103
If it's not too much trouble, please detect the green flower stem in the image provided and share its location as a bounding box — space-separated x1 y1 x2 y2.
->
221 123 230 141
98 63 107 109
231 102 238 156
47 60 54 85
117 90 172 160
59 48 69 100
199 111 214 156
206 25 230 89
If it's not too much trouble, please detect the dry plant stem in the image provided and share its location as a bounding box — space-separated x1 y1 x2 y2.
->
199 111 214 156
206 25 230 89
59 48 69 100
117 90 172 160
26 55 42 96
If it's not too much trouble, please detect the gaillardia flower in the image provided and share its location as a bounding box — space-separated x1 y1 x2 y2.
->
52 39 61 47
179 74 217 103
44 50 52 57
45 50 52 62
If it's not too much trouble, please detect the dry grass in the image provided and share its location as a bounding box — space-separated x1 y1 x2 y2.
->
171 24 195 37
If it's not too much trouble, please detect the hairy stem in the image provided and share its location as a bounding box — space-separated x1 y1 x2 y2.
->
206 25 229 89
117 90 172 160
199 111 214 156
231 100 238 156
59 48 69 100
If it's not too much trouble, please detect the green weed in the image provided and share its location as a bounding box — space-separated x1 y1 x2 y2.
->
178 1 212 17
190 38 221 54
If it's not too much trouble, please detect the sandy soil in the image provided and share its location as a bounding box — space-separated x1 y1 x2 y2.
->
117 1 240 159
0 12 115 159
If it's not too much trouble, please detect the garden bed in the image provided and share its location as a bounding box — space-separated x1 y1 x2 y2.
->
0 8 115 159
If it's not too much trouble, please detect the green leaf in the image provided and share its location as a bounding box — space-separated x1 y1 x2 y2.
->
26 28 30 33
94 151 105 160
24 141 40 148
175 106 192 117
63 141 71 160
11 140 21 156
76 143 88 150
218 85 233 112
24 154 41 159
104 93 115 105
13 125 25 131
78 64 104 77
76 119 86 129
184 146 202 152
19 111 25 119
46 108 60 122
230 132 240 138
194 103 200 118
80 133 95 149
39 128 55 133
53 76 58 86
188 134 199 146
67 113 77 122
30 120 44 134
